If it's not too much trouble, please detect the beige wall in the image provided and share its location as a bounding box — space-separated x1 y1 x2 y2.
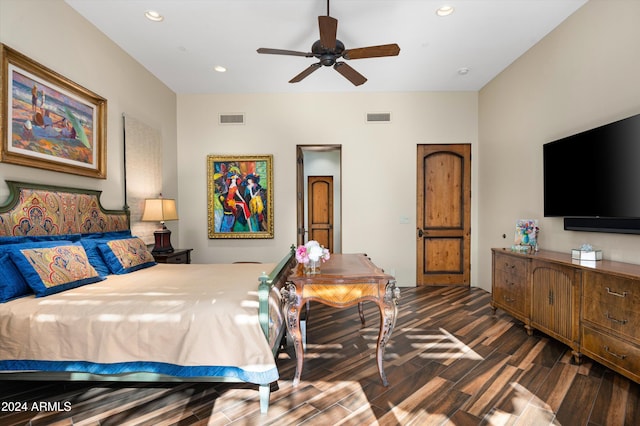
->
0 0 177 221
177 92 478 286
478 0 640 290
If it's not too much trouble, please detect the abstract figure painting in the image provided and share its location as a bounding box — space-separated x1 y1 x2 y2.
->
0 44 106 178
207 155 274 239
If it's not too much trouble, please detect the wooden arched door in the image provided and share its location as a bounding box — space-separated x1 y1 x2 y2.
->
308 176 334 253
416 144 471 286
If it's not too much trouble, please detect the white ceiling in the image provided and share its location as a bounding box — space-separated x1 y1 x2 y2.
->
64 0 587 94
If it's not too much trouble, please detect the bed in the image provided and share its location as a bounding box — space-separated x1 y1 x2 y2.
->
0 181 294 413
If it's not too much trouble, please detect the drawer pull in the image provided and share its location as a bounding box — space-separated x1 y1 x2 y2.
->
605 287 628 298
605 313 628 325
603 346 627 360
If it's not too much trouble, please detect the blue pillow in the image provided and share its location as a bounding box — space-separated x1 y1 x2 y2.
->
81 230 132 239
0 234 82 245
0 252 32 302
9 242 104 297
98 237 156 274
80 231 132 276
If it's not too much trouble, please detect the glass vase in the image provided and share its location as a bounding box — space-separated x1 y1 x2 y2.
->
304 259 321 275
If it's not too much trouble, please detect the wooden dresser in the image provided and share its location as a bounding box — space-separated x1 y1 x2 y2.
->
491 248 640 383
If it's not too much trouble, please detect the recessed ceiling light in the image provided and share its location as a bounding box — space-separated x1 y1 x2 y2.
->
214 65 227 73
457 67 470 75
436 5 455 17
144 10 164 22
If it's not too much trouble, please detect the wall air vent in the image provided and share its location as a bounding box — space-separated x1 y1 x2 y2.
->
218 113 245 125
366 112 391 123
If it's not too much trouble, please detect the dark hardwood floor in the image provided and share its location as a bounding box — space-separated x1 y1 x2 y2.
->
1 285 639 425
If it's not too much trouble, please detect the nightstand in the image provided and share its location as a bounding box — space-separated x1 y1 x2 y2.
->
152 248 193 264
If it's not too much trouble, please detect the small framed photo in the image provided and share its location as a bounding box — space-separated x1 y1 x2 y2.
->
1 44 107 178
515 219 539 247
207 154 274 239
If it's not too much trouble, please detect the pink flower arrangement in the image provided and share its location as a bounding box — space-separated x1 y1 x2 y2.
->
295 240 330 264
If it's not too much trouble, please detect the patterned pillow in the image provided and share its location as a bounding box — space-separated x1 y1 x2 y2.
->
9 243 104 297
0 240 77 302
98 237 156 274
80 231 133 275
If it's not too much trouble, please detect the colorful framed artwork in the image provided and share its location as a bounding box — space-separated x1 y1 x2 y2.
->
514 219 539 248
0 44 107 178
207 154 274 239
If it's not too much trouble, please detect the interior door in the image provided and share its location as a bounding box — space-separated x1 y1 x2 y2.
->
308 176 334 253
417 144 471 286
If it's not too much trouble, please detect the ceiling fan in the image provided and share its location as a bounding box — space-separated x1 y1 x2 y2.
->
257 0 400 86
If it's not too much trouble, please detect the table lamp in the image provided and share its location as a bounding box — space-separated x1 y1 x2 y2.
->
141 195 178 253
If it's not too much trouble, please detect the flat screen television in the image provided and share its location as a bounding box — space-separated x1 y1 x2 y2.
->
543 113 640 234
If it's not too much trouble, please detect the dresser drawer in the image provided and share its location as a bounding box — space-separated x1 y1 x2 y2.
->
582 271 640 309
583 297 640 342
493 282 526 314
582 326 640 382
494 254 527 277
153 249 192 264
164 253 189 264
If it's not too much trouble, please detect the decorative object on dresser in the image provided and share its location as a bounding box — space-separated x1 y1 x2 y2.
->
512 219 539 253
571 243 603 261
0 44 107 178
491 248 640 384
152 248 193 264
141 196 178 253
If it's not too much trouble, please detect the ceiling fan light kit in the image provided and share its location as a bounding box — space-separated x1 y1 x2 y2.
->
257 0 400 86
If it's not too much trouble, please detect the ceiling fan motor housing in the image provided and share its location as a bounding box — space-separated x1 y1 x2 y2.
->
312 39 345 66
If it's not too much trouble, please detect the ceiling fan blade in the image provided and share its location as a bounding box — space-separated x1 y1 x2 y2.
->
289 63 322 83
343 43 400 60
318 15 338 50
257 48 313 57
333 62 367 86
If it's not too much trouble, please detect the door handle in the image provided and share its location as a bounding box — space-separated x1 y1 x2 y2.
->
417 228 423 238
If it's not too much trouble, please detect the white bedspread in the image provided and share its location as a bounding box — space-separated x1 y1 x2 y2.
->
0 263 282 384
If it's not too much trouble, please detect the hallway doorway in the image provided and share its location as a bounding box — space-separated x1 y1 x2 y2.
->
296 145 342 253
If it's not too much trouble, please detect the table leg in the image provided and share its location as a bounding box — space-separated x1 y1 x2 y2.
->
282 283 304 386
376 281 400 386
358 302 365 325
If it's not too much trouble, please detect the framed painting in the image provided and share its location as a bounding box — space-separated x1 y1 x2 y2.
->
207 154 274 239
1 44 107 178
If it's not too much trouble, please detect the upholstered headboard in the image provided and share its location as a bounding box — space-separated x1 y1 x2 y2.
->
0 181 129 237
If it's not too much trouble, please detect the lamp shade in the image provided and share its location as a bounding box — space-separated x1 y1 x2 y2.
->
141 198 178 222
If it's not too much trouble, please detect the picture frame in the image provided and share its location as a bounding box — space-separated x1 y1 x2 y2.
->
514 219 539 250
207 154 274 239
1 44 107 179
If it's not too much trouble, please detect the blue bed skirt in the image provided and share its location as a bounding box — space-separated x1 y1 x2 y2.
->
0 360 279 384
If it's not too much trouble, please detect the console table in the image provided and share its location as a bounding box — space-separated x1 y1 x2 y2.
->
492 248 640 383
282 253 399 386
